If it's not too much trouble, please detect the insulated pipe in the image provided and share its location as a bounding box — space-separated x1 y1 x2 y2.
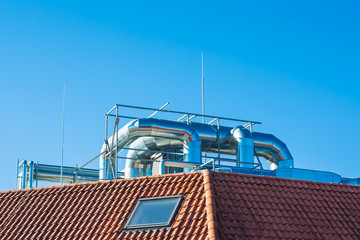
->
125 137 183 178
105 119 293 179
124 122 229 178
187 122 235 155
252 132 294 170
123 124 292 176
188 123 292 169
100 118 201 180
231 126 254 168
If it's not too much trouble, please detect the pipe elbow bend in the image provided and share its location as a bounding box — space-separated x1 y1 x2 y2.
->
231 126 253 140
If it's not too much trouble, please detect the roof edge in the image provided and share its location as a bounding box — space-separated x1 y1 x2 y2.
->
203 170 218 240
1 171 202 193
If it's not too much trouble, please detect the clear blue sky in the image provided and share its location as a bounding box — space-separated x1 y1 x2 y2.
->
0 1 359 190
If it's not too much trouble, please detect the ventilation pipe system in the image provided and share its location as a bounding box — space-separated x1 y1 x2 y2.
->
99 118 201 180
185 122 292 170
125 137 183 178
100 118 293 179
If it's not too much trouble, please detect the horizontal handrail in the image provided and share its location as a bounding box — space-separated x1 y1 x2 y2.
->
110 103 261 124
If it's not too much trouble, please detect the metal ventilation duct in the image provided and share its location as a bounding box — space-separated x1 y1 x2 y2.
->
231 126 254 168
125 137 183 178
252 132 294 170
99 118 201 180
100 118 294 179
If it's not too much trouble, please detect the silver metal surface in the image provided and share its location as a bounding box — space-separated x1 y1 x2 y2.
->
100 118 202 180
231 126 254 168
16 161 124 189
125 137 183 178
21 160 27 189
29 161 34 188
118 119 294 178
252 132 294 170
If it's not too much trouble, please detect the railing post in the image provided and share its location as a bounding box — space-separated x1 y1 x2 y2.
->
29 161 34 188
21 160 27 189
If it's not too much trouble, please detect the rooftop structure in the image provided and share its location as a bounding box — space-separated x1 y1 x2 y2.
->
1 171 360 239
9 104 360 239
16 103 360 188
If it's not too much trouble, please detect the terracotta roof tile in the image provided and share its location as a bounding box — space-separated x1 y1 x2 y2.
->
1 171 360 239
208 171 360 239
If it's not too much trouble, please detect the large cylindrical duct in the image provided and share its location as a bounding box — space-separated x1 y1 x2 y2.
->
123 124 293 176
252 132 294 170
125 137 183 178
101 118 293 179
231 126 254 168
99 118 201 180
188 122 234 154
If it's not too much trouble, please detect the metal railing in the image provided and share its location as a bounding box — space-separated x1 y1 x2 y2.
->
78 103 263 180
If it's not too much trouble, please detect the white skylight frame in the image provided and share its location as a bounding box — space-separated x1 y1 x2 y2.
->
124 195 183 230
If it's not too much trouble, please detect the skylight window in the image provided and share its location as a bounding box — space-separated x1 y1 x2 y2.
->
124 195 182 230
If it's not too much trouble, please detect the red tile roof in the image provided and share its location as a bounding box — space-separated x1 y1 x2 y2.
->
211 171 360 240
0 171 360 239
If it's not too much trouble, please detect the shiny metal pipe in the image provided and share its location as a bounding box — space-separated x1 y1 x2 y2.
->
252 132 294 170
231 126 254 168
125 137 183 178
29 161 34 188
100 118 201 180
124 124 250 177
21 160 27 189
187 122 292 169
107 119 293 179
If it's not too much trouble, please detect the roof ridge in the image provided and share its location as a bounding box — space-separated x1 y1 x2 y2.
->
202 170 218 240
214 171 360 188
0 171 203 193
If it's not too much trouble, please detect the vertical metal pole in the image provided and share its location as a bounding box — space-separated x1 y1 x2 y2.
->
36 161 38 188
103 114 108 180
22 160 27 189
105 114 108 140
217 119 220 167
29 161 34 188
168 104 170 120
115 106 119 179
201 53 207 165
75 164 78 183
16 159 19 189
201 52 205 123
60 84 65 185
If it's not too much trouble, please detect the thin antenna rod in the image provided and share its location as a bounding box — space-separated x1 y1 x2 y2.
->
60 84 65 185
201 52 205 123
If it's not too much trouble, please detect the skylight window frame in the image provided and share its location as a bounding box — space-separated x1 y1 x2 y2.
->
124 195 183 230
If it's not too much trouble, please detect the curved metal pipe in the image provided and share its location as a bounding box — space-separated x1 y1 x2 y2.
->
104 119 293 179
187 122 292 169
252 132 294 170
124 125 255 177
125 137 183 178
99 118 201 180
